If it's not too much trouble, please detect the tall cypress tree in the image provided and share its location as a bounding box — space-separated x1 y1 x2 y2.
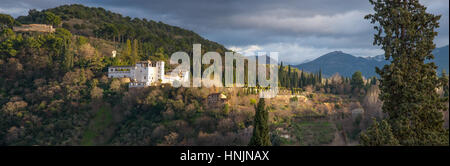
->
249 98 271 146
279 62 284 87
123 39 132 64
319 69 322 85
300 69 305 88
365 0 448 145
132 39 139 64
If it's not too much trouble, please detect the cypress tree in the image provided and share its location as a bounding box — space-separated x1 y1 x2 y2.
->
319 69 322 84
279 62 284 87
123 39 132 64
132 39 139 64
288 65 291 75
287 65 291 88
293 71 299 88
300 69 305 88
249 98 271 146
365 0 449 145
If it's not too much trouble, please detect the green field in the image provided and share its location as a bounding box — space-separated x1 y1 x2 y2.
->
293 121 336 146
81 106 113 146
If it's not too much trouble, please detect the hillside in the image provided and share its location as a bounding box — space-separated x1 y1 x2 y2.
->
0 5 236 146
293 51 387 77
15 4 228 57
294 45 449 77
432 45 449 73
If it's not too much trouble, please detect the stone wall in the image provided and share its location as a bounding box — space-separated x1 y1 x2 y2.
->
13 24 55 33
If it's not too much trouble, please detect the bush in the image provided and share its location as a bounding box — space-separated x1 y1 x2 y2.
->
77 36 88 46
249 98 257 105
290 96 298 102
360 119 399 146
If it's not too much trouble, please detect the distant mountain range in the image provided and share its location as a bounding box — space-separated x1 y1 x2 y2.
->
293 45 449 78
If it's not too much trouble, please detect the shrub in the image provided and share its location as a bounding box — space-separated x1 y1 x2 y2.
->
249 98 257 105
290 96 298 102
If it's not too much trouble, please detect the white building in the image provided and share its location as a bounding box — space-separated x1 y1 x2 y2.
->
108 60 189 88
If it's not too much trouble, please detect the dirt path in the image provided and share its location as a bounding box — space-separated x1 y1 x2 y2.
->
327 131 346 146
326 123 347 146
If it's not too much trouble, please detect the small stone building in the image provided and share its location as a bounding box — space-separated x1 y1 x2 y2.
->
13 24 55 33
207 93 227 105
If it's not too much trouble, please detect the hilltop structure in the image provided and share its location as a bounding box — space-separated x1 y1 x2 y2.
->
13 24 55 33
207 93 227 104
108 60 189 87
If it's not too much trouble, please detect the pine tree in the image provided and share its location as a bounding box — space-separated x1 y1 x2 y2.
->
351 71 364 90
365 0 449 145
0 14 15 30
249 98 271 146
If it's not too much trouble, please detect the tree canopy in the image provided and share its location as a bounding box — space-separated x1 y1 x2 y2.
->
362 0 449 145
249 98 271 146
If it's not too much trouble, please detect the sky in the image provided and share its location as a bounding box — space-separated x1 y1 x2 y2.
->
0 0 448 64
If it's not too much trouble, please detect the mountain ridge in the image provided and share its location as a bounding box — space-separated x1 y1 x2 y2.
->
294 45 449 77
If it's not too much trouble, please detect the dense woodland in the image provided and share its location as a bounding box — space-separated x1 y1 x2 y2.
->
15 4 227 64
0 5 234 145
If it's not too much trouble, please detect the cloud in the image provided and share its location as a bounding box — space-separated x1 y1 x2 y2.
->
227 10 371 36
0 0 448 64
228 42 384 65
228 45 263 56
0 7 28 17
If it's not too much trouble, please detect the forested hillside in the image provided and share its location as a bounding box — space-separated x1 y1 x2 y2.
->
0 5 236 145
16 4 228 62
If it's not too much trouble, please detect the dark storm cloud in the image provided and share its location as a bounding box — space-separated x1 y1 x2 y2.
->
0 0 374 41
0 0 448 64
